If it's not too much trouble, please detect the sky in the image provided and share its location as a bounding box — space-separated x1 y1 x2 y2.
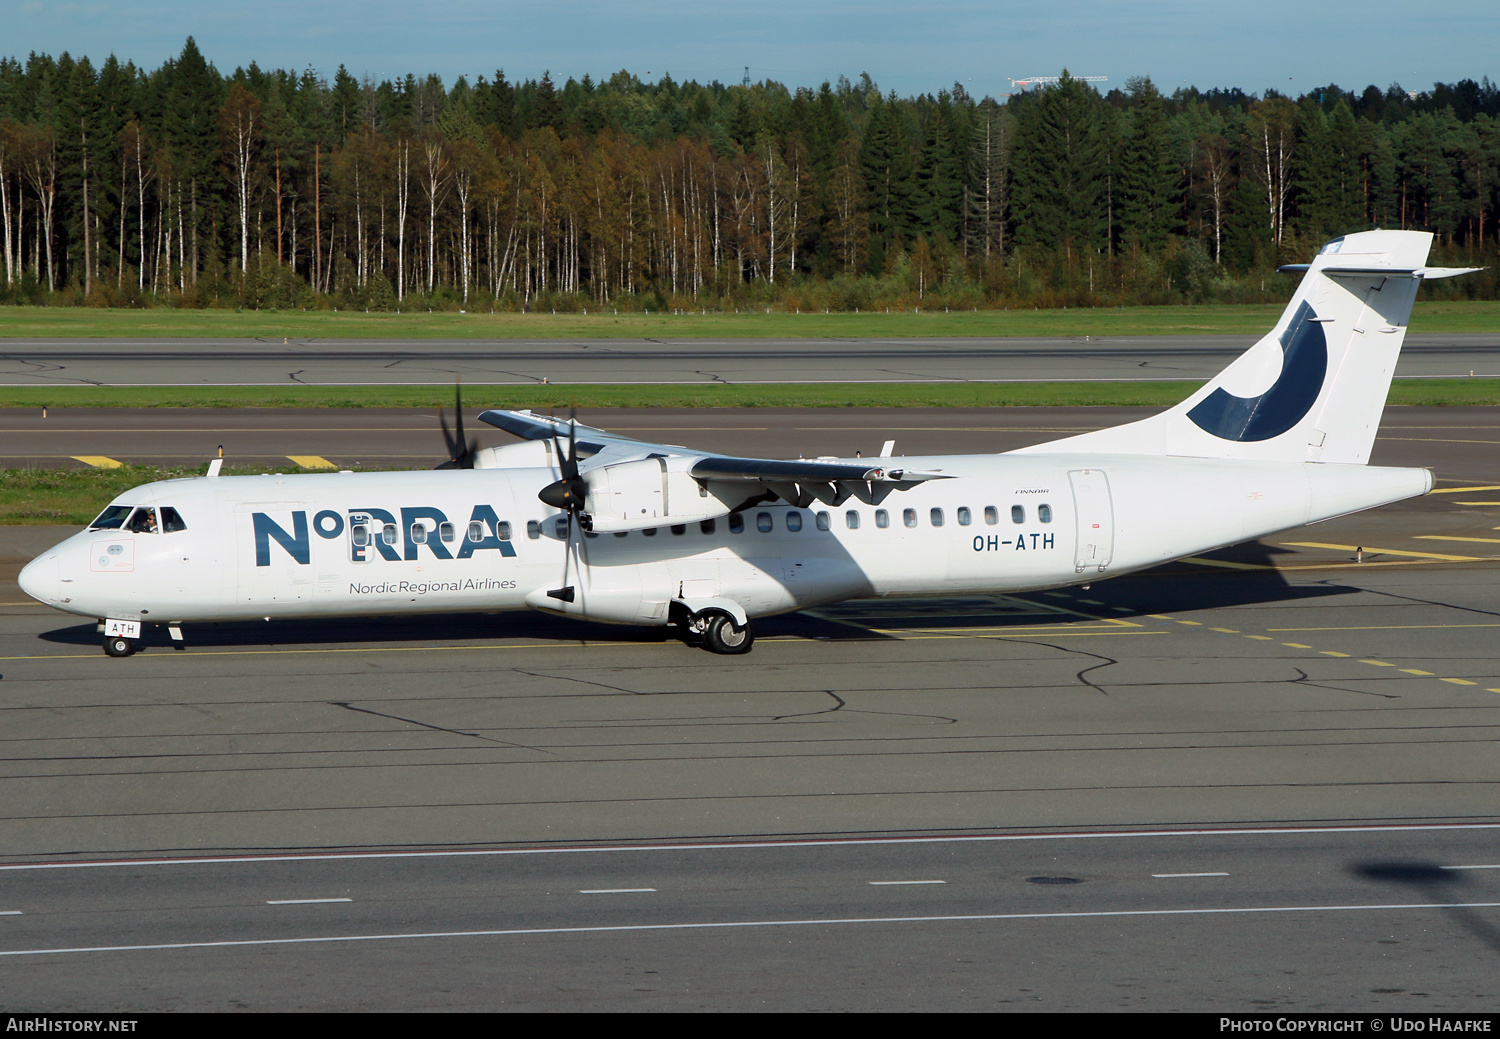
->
7 0 1497 100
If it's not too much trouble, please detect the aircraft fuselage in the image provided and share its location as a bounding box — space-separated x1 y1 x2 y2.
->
19 453 1430 631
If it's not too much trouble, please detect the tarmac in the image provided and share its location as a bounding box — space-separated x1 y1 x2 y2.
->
0 404 1496 1009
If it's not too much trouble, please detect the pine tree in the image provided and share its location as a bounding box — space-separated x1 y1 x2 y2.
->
1295 98 1363 238
1010 71 1108 258
529 72 563 133
479 70 517 139
966 96 1011 261
911 90 965 245
330 66 360 142
858 93 914 273
163 37 223 284
1117 77 1178 249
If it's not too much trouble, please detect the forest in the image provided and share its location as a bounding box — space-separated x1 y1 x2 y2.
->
2 38 1499 312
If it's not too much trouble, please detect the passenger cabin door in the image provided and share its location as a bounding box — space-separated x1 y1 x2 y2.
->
1068 469 1114 574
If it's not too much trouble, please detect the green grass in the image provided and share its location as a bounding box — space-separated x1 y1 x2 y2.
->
0 463 343 525
6 378 1497 526
0 381 1212 409
4 378 1500 410
0 300 1494 339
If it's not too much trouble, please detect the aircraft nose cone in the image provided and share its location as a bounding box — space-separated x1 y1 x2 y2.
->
17 553 60 604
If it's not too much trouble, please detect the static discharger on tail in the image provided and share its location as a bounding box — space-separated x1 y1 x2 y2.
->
18 230 1478 656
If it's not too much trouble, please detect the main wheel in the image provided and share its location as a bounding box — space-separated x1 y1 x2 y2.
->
103 635 137 657
702 612 754 655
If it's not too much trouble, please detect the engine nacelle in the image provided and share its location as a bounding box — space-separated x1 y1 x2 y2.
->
583 458 740 532
523 563 673 625
473 440 554 469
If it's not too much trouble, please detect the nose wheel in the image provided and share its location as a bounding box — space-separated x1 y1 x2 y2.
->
103 635 137 657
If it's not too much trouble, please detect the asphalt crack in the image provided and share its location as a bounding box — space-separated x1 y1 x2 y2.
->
329 701 555 754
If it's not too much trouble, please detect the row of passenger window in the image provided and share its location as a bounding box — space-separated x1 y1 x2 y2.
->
355 503 1054 547
731 503 1052 534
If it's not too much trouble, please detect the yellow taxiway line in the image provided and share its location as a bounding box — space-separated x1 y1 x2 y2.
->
286 455 337 469
1280 541 1488 562
1415 535 1500 545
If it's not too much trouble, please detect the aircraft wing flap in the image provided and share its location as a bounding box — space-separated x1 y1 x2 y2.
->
690 456 948 483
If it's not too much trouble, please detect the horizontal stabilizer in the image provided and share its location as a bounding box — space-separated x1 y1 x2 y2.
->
1279 264 1484 280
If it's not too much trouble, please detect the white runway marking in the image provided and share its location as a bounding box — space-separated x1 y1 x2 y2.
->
1152 872 1229 878
3 902 1498 959
869 880 946 886
579 888 656 894
4 822 1498 872
1442 864 1500 871
0 911 21 916
266 899 353 905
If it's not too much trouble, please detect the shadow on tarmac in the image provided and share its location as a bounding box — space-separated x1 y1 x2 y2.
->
1350 860 1500 957
34 539 1358 653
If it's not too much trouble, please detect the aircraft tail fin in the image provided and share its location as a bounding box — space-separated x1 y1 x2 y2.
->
1018 230 1474 465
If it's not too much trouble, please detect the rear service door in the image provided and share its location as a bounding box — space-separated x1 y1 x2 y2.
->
1068 469 1114 574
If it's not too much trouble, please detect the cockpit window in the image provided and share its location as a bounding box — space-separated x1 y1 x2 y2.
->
160 506 187 533
125 507 158 534
89 505 134 530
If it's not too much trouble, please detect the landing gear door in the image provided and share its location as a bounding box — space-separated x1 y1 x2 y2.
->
1068 469 1115 573
349 513 373 563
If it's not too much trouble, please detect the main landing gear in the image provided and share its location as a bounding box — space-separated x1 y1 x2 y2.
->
697 610 755 655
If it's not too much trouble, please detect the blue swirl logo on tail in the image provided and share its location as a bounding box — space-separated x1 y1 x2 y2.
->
1188 301 1328 442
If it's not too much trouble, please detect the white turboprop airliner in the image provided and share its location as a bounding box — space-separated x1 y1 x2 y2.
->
18 230 1477 656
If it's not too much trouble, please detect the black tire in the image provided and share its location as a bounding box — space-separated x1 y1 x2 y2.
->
702 612 754 655
103 636 136 658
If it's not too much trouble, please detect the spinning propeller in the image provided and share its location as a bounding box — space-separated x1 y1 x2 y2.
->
436 384 479 469
538 408 590 603
538 408 589 518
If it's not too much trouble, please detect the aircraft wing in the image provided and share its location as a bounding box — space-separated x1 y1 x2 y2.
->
477 409 648 459
478 408 944 482
478 408 948 523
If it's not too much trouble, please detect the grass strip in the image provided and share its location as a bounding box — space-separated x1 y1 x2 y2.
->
0 381 1208 409
2 379 1500 410
0 300 1495 339
6 377 1498 525
0 464 368 525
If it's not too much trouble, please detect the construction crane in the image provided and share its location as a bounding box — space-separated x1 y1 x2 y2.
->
1008 75 1108 90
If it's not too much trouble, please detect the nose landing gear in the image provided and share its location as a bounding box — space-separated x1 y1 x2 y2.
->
103 635 137 657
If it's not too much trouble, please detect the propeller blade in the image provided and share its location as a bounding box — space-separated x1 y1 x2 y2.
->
436 384 478 469
453 383 477 464
438 406 459 467
558 407 580 481
453 384 465 448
